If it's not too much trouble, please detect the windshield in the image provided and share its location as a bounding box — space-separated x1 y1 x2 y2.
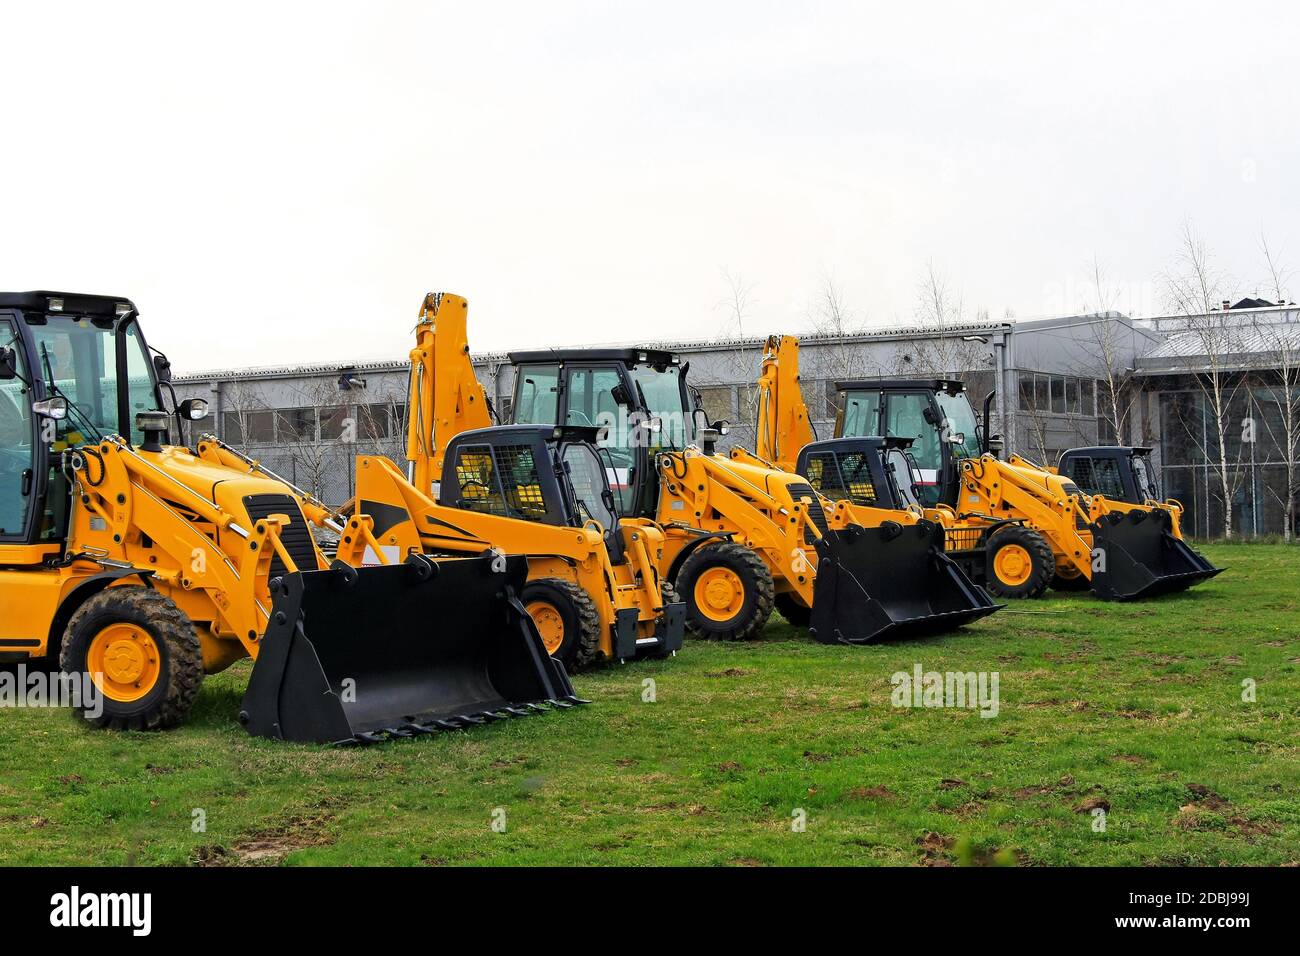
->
935 391 982 460
630 364 688 448
30 318 159 446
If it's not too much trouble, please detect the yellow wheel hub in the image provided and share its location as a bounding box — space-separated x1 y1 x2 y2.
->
525 600 566 656
694 567 745 622
86 623 161 703
994 543 1033 587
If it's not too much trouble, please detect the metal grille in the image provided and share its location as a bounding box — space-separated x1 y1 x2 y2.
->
944 526 986 554
242 494 318 576
453 443 548 522
803 450 878 507
787 482 829 534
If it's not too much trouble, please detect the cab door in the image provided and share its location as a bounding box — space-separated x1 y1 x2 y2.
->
881 390 955 507
0 314 38 544
562 364 647 516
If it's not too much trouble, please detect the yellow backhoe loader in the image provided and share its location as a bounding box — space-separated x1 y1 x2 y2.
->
753 334 1220 601
504 340 998 645
201 294 683 670
0 292 579 743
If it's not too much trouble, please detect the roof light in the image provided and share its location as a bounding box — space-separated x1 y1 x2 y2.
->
48 297 63 312
115 302 131 316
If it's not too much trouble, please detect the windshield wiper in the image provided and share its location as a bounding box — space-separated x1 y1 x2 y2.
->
40 343 102 443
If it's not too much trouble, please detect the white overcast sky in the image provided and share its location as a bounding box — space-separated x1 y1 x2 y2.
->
2 1 1296 373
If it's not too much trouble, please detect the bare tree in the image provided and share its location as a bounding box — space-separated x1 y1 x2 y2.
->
1252 235 1300 541
1080 257 1137 444
908 261 987 377
1161 221 1248 538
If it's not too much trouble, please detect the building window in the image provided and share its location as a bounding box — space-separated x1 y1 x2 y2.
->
1018 374 1036 412
1080 379 1095 418
1050 376 1066 414
222 409 274 444
1066 378 1080 415
697 385 734 426
278 408 315 442
319 405 349 440
357 403 392 440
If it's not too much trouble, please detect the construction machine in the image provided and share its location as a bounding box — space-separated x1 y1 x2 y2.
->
232 293 683 671
752 335 1219 600
506 342 998 644
0 291 579 744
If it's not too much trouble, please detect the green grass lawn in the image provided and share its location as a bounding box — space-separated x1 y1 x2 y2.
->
1 543 1296 866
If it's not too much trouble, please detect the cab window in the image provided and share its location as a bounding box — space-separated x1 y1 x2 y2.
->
513 364 560 424
29 317 158 446
803 449 880 507
449 442 550 522
0 319 34 538
1064 456 1125 499
839 391 880 438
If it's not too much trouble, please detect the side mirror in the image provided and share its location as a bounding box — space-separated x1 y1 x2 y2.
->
610 383 630 407
922 407 939 425
153 353 173 384
178 398 210 421
946 432 966 446
33 397 68 420
0 347 16 381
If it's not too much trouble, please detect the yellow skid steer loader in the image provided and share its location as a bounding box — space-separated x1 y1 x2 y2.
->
0 292 578 743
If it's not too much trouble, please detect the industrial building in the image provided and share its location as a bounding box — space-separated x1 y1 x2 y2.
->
174 303 1300 539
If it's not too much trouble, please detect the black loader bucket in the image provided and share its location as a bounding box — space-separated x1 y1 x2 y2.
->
1090 509 1223 602
241 553 584 744
808 519 1002 645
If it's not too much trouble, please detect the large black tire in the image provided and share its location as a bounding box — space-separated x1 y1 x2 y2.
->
60 587 204 731
676 541 775 640
985 526 1054 599
521 577 602 671
774 591 811 628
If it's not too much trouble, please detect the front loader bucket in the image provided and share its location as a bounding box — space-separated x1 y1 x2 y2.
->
241 553 583 744
1090 509 1223 602
808 520 1002 645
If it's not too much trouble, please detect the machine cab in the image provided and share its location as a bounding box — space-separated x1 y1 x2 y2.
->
508 348 694 520
832 379 982 508
1057 446 1161 505
793 436 921 512
439 423 629 559
0 292 189 552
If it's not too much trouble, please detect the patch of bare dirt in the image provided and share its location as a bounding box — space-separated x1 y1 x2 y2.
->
938 778 966 790
916 831 954 866
705 668 751 678
716 760 741 772
1111 754 1148 765
802 750 829 763
1073 796 1110 814
1186 783 1230 809
848 785 895 800
191 801 340 866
